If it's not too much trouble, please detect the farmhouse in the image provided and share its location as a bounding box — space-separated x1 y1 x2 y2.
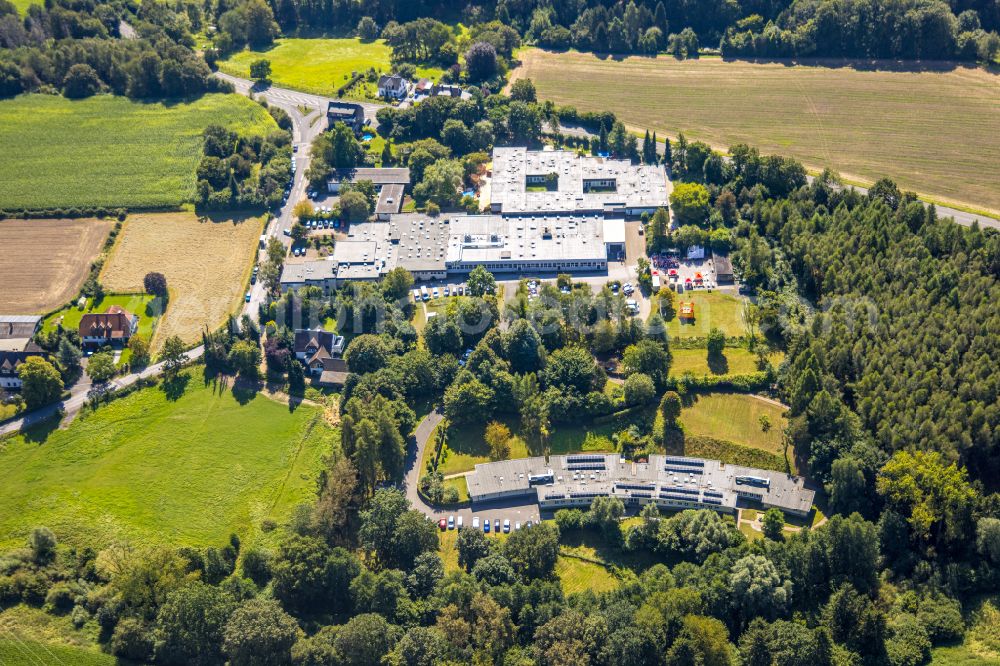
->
0 315 41 353
327 167 410 194
326 101 365 134
466 454 815 518
490 147 669 216
78 305 138 347
377 74 408 100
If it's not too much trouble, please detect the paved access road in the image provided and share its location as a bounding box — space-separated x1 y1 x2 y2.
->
0 346 205 439
402 410 542 529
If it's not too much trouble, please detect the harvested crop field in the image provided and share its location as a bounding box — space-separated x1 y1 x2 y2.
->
0 218 114 314
514 49 1000 214
0 94 276 211
100 212 263 349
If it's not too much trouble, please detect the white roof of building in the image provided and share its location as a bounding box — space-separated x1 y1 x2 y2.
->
490 147 669 214
467 453 815 515
603 218 626 245
280 260 338 285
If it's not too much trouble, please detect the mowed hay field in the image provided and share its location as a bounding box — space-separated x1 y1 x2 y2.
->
218 38 443 99
515 49 1000 214
0 218 114 314
100 212 263 349
0 94 276 211
0 372 336 549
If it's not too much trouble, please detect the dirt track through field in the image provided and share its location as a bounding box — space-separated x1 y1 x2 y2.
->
0 218 114 314
514 49 1000 215
100 212 263 350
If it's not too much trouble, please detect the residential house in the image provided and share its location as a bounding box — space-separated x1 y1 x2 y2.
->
79 305 138 347
432 83 465 98
414 78 433 96
327 101 366 134
378 74 408 100
293 329 348 386
0 345 47 391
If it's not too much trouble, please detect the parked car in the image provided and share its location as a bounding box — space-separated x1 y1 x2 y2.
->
503 519 510 533
447 515 455 530
494 519 500 532
515 521 521 530
439 518 447 531
457 516 464 529
472 517 480 529
484 519 490 533
244 293 251 303
283 228 291 236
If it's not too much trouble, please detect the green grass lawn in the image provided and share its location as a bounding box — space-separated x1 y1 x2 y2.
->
42 293 162 365
556 555 619 596
679 393 787 455
9 0 39 14
431 412 641 476
665 291 748 338
670 347 783 376
0 369 336 550
0 93 277 210
217 38 443 100
443 476 470 503
0 605 112 665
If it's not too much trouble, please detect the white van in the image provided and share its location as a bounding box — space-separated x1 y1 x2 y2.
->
420 286 429 301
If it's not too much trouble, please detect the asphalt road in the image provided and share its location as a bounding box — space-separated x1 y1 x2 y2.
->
0 346 205 439
403 410 542 528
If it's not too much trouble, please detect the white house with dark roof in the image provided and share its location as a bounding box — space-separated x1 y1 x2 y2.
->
378 74 408 100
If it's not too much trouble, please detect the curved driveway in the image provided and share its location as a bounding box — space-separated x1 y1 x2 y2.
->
403 410 541 527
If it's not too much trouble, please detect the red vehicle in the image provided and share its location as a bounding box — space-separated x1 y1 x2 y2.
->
438 518 447 531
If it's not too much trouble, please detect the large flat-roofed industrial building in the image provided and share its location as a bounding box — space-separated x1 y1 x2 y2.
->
490 147 669 216
280 148 662 291
465 453 815 517
281 212 627 291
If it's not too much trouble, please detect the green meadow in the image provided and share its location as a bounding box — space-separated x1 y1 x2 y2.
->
0 93 277 210
0 370 336 549
218 38 444 99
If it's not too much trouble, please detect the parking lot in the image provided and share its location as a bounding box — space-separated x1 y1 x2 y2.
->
650 251 721 293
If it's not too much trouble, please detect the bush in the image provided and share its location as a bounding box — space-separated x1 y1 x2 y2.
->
111 617 154 662
45 582 76 613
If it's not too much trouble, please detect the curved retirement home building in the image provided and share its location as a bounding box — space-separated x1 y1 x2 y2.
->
465 453 815 518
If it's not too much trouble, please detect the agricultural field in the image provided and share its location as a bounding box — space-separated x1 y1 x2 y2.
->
514 49 1000 215
0 94 276 211
218 38 444 100
100 212 264 350
679 393 788 456
0 370 336 550
665 291 749 338
669 347 783 376
0 218 115 314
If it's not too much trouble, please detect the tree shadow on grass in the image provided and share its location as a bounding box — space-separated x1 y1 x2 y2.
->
160 373 190 401
707 351 729 375
231 376 262 406
20 414 61 444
